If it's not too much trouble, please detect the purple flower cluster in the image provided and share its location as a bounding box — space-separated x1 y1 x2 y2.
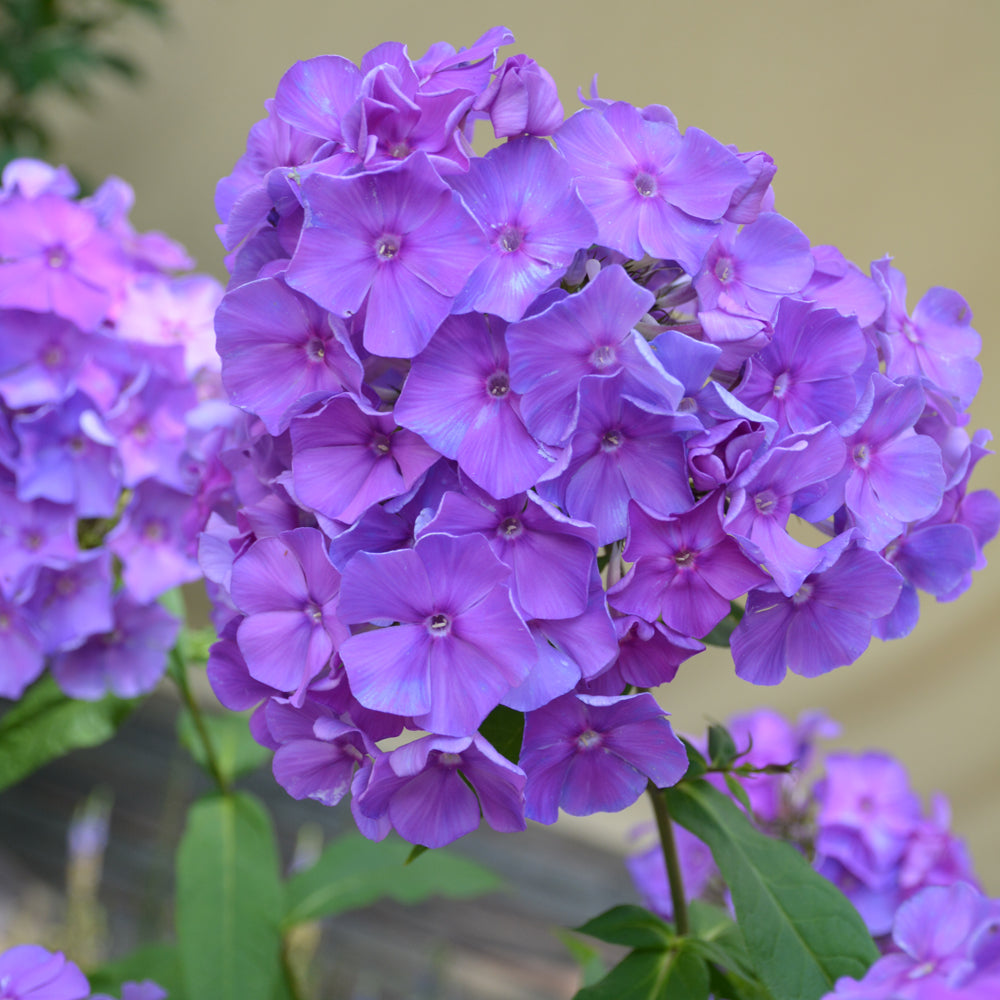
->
0 160 232 703
0 944 164 1000
627 710 980 944
205 29 996 847
823 882 1000 999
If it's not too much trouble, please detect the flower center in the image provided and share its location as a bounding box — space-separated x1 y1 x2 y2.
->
305 336 326 361
792 582 814 606
674 549 695 568
497 224 524 253
375 234 401 260
427 612 451 636
590 344 617 370
773 371 791 398
601 428 624 452
438 752 463 767
754 490 777 515
714 255 734 283
498 515 523 539
306 602 323 622
389 141 410 159
370 433 391 457
853 443 871 469
45 244 68 269
577 729 603 750
42 344 64 368
142 519 165 542
633 171 657 198
486 371 510 398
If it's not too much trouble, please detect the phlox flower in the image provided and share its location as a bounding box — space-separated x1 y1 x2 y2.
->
287 153 487 358
356 733 526 848
555 101 749 273
474 54 563 138
337 531 536 736
0 945 89 1000
520 692 687 824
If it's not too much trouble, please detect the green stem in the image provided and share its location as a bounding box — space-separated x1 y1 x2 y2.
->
169 646 229 795
648 782 689 936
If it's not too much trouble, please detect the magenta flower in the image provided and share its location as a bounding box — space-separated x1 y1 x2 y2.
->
474 54 563 138
287 153 487 358
520 692 687 824
337 531 536 736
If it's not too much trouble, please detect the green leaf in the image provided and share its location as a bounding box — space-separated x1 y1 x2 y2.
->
679 737 708 780
176 792 283 1000
707 724 738 767
724 773 753 813
0 674 137 791
574 946 710 1000
283 833 499 927
177 708 271 783
87 943 183 998
554 929 606 988
575 905 675 950
665 780 878 1000
478 704 524 763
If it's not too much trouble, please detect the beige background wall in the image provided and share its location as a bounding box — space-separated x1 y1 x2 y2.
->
46 1 1000 886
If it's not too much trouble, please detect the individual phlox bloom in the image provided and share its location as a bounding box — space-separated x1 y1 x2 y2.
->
287 152 488 358
355 732 526 848
0 192 124 330
0 488 76 598
696 304 771 372
103 371 194 489
520 691 688 824
0 310 95 408
694 213 813 321
872 259 982 413
0 592 45 698
116 273 223 380
337 531 535 736
2 158 79 199
507 263 682 445
724 422 847 596
449 137 597 321
230 527 348 704
474 54 563 138
555 101 749 273
206 620 279 714
214 275 365 435
626 821 717 921
731 544 902 685
734 299 869 437
265 697 375 807
10 392 121 518
394 312 563 498
814 752 922 884
687 418 769 492
803 245 885 328
93 982 168 1000
108 480 203 604
503 565 618 712
417 483 598 620
25 549 114 654
0 945 89 1000
290 394 438 525
610 494 768 639
49 592 179 700
579 616 703 693
840 375 946 551
541 375 693 546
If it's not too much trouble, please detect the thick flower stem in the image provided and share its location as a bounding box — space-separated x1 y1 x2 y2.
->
647 782 689 936
169 646 230 795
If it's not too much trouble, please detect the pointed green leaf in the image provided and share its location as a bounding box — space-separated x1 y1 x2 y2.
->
575 905 675 950
574 946 710 1000
707 724 738 767
0 674 137 791
554 929 606 988
176 792 283 1000
478 704 524 763
724 773 753 813
283 833 499 927
665 780 878 1000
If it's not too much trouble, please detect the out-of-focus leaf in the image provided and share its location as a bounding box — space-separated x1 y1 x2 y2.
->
177 708 271 784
